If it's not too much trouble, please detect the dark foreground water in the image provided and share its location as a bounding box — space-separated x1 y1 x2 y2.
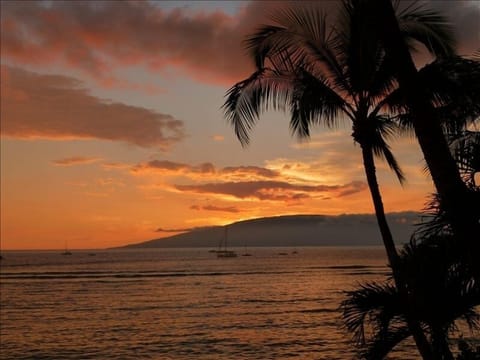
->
0 247 434 359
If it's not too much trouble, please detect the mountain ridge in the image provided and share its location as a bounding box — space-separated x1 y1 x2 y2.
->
118 212 420 249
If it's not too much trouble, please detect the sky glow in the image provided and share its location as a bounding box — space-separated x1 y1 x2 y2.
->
1 0 478 249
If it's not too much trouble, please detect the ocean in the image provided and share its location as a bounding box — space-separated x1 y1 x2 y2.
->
0 247 418 359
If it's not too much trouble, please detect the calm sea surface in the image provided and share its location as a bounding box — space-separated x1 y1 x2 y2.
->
1 247 419 359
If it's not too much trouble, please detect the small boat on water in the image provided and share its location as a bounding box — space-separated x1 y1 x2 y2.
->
242 243 252 256
217 250 238 258
62 241 72 255
217 226 237 258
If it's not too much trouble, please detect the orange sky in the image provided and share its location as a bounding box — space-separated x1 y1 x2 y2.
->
1 1 479 250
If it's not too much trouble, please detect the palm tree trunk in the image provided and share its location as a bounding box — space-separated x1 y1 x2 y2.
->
370 2 479 356
360 144 399 266
431 327 454 360
360 144 436 360
374 0 479 260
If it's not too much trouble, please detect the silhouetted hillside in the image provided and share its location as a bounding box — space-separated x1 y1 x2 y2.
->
118 212 420 249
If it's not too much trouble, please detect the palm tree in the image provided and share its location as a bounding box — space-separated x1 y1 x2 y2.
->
342 165 480 359
342 122 480 359
223 0 453 266
341 239 480 359
412 129 480 280
223 2 454 357
390 53 480 278
373 0 480 259
390 56 480 138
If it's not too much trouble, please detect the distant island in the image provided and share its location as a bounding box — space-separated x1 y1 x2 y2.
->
118 212 420 249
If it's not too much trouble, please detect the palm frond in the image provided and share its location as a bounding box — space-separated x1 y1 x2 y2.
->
399 236 480 329
306 31 352 97
244 25 283 69
449 131 480 186
367 52 399 104
341 281 404 346
245 7 326 72
374 139 406 185
343 234 480 359
361 324 411 360
396 1 456 58
246 6 354 101
379 56 480 145
338 0 389 95
289 66 349 139
417 57 480 133
357 115 406 184
374 88 409 127
223 68 293 146
269 5 327 43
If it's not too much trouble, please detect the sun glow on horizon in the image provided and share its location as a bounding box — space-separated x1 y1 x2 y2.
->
2 0 474 250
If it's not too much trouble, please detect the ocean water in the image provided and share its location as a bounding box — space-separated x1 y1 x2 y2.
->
0 247 418 359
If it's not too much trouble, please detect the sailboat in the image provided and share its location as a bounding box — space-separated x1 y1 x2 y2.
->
217 226 237 258
62 241 72 255
242 242 252 257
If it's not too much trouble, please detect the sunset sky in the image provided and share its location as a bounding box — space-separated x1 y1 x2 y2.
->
1 0 479 250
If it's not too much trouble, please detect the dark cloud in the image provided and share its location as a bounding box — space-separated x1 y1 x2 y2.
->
337 181 368 197
0 0 252 85
175 180 367 202
1 66 185 148
131 159 367 202
190 204 241 213
1 1 476 87
131 160 216 174
155 226 214 233
134 160 191 172
221 165 280 178
131 160 280 179
155 227 194 233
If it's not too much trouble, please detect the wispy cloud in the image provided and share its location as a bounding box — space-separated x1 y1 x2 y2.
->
190 204 241 213
131 160 215 175
131 160 280 180
1 66 185 149
0 1 251 86
337 181 368 197
131 157 367 203
101 162 132 170
221 166 280 179
175 180 366 202
52 156 101 166
1 1 476 87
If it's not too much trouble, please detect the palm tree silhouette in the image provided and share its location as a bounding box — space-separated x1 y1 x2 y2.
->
373 0 480 263
412 129 480 272
223 0 452 267
342 124 480 359
342 269 479 359
222 2 456 357
341 228 480 359
394 53 480 280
